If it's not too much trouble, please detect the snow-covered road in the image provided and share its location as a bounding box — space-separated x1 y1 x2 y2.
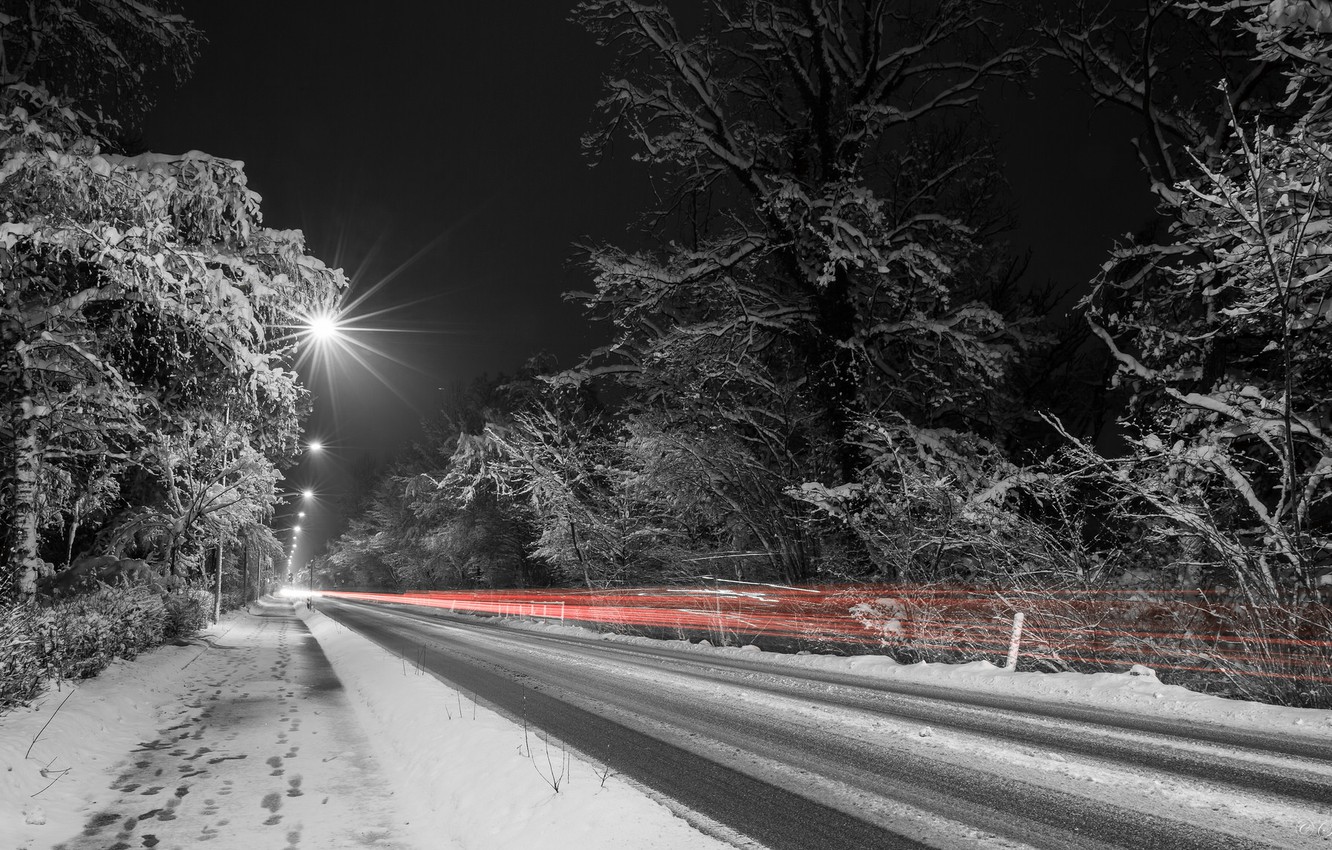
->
320 596 1332 850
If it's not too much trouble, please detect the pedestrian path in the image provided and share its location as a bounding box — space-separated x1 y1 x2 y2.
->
50 599 420 850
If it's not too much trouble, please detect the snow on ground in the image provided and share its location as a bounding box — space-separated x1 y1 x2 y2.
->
4 595 1331 850
297 604 736 850
1 615 253 848
431 608 1332 847
2 602 432 850
496 613 1332 738
0 600 734 850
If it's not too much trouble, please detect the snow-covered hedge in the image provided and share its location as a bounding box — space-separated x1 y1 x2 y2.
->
163 589 213 639
0 603 40 708
0 587 213 710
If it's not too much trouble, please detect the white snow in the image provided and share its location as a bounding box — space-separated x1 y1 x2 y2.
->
502 613 1332 737
0 602 732 850
296 604 736 850
3 596 1331 849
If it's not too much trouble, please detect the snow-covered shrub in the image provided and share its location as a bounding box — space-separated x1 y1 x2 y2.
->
840 585 1033 666
0 604 41 709
163 590 212 640
0 585 216 710
220 589 246 614
793 416 1090 585
1092 593 1332 708
838 579 1332 705
33 588 168 679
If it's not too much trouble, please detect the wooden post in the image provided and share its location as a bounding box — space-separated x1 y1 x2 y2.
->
1005 612 1025 671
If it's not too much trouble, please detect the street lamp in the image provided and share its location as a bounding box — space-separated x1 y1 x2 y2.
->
306 312 343 341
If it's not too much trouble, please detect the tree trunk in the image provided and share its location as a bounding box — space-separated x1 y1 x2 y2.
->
213 539 222 622
8 364 47 602
240 539 249 604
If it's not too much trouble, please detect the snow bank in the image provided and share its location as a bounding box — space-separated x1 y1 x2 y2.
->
503 616 1332 737
299 606 733 850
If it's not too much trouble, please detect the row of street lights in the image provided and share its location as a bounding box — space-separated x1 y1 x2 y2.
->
285 466 317 590
279 310 348 596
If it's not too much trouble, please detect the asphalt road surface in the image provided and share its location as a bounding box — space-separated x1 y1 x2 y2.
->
317 597 1332 850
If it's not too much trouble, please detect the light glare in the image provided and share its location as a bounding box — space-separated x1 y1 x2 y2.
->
308 313 341 341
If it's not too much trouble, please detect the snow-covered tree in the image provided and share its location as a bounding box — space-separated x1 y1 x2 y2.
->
1034 0 1292 201
0 82 344 600
563 1 1035 581
1050 2 1332 599
0 0 199 121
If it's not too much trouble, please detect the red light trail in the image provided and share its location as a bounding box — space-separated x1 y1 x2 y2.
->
314 583 1332 688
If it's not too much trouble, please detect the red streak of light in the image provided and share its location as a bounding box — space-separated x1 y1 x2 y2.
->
316 584 1332 686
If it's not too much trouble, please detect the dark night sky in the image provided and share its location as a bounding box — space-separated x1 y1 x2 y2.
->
140 3 1155 561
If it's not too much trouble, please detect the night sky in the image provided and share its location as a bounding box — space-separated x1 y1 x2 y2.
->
140 3 1156 560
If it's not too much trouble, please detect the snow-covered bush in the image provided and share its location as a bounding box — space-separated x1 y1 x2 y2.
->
0 585 214 711
792 416 1090 585
34 588 167 679
0 603 40 709
163 590 212 641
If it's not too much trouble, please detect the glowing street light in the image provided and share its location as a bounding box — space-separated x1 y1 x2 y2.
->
307 440 323 453
307 313 343 342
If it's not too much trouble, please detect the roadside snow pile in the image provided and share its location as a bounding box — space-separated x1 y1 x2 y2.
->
299 606 733 850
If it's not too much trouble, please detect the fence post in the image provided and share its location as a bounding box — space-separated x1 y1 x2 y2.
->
1005 612 1026 671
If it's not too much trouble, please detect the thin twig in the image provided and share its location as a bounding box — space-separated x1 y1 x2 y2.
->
26 688 77 760
30 767 70 798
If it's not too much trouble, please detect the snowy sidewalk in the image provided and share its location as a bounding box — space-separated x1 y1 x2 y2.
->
4 599 425 850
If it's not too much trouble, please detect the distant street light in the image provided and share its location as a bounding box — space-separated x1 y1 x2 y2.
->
307 440 323 453
275 487 316 507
